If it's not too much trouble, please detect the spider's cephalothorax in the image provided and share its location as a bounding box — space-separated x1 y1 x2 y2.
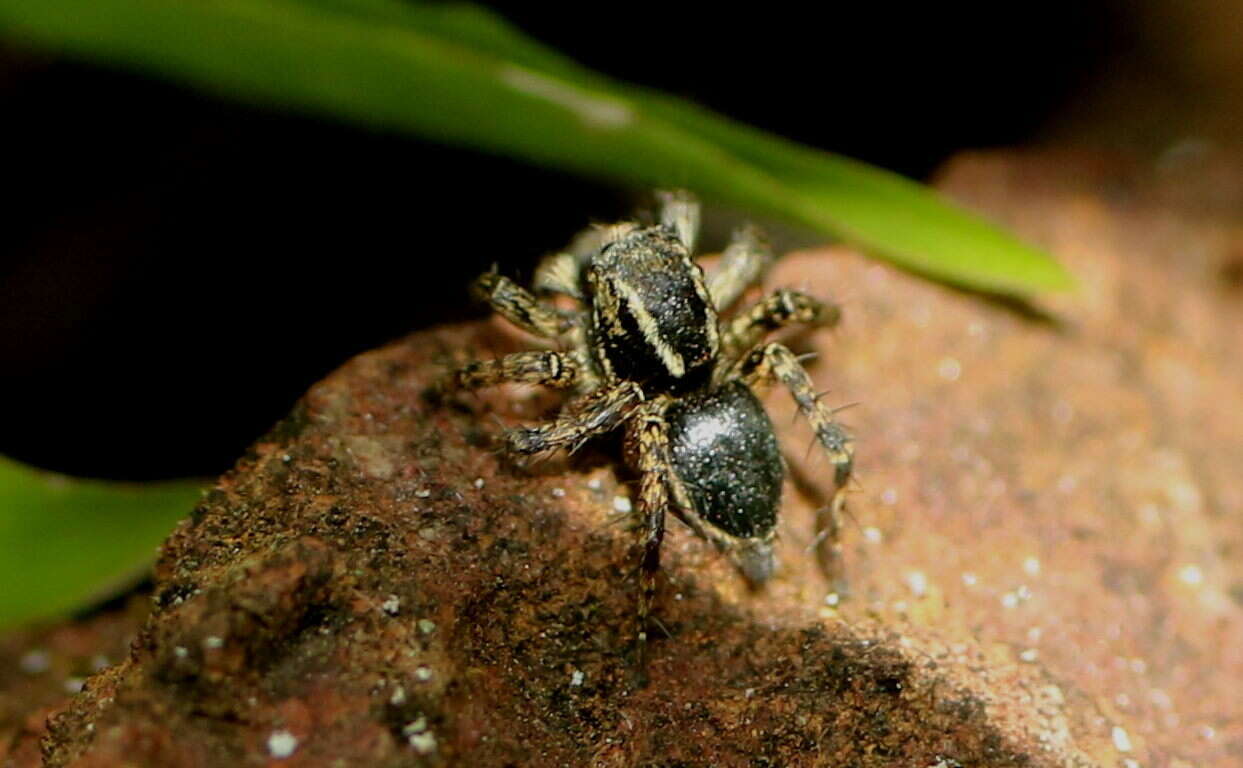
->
584 222 719 392
443 191 853 682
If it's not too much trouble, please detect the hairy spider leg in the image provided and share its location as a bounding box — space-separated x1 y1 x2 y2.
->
656 189 701 253
448 350 579 392
533 220 644 298
626 396 675 685
532 251 584 298
505 381 643 455
706 223 776 312
718 289 842 365
472 271 577 339
738 342 855 584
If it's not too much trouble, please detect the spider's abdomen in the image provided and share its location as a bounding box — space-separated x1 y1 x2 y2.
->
586 226 718 392
665 381 783 542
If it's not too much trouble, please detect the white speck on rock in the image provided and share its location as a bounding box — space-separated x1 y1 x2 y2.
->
1023 556 1041 576
1112 725 1133 752
268 730 298 759
906 571 928 598
1019 648 1039 663
390 685 407 705
408 730 437 754
570 669 584 686
204 636 224 650
1178 563 1204 586
1147 689 1171 710
19 650 49 674
1056 474 1078 494
863 526 883 543
473 477 485 489
1168 479 1202 514
550 487 566 498
937 357 962 382
418 619 436 635
402 716 436 754
612 495 632 514
414 487 431 499
415 665 433 682
961 571 978 587
173 646 189 659
381 595 401 615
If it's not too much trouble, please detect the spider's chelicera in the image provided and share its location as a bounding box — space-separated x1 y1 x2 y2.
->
443 191 854 679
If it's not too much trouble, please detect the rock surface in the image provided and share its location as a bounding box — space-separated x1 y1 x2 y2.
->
5 150 1243 766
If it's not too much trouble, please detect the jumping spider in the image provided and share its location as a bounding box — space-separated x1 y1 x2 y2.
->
443 191 854 679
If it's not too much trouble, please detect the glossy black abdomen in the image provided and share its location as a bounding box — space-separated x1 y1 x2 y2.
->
665 381 783 540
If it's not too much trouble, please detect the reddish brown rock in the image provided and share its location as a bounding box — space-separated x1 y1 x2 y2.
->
6 150 1243 767
0 597 147 768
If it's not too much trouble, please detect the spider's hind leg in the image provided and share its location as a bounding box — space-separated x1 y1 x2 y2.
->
738 342 854 588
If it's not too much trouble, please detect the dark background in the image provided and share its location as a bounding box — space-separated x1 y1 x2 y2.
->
0 2 1209 480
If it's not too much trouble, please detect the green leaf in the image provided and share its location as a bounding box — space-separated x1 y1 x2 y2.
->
0 0 1072 295
0 456 201 628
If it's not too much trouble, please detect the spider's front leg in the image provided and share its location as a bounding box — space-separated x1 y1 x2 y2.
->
738 342 855 588
625 397 675 685
719 289 841 364
445 350 579 393
706 223 775 312
472 271 576 340
506 381 643 455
